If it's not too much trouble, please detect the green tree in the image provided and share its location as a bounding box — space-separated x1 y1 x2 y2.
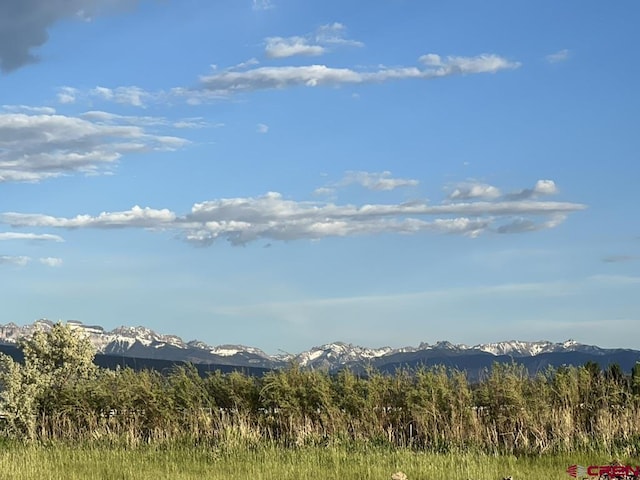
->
21 322 97 382
0 322 98 439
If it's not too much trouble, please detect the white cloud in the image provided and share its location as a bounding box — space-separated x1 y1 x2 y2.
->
265 37 326 59
546 49 570 64
57 87 78 104
58 86 163 107
2 105 56 114
0 180 585 246
419 53 520 74
448 182 501 201
2 205 176 229
313 187 336 197
339 171 419 191
256 123 269 134
0 232 64 242
505 179 558 200
58 52 518 106
533 179 558 195
0 255 30 266
495 214 567 234
81 110 165 126
81 110 212 130
198 53 520 95
173 117 214 129
0 112 188 183
90 86 150 107
39 257 63 267
265 23 363 59
315 23 363 48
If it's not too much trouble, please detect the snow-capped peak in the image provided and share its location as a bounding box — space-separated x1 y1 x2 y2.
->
472 339 588 357
296 342 393 368
0 320 605 372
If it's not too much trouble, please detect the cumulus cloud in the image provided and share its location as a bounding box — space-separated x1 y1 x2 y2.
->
505 179 558 201
39 257 63 267
0 232 63 242
1 179 585 246
448 182 501 201
0 0 139 73
0 111 188 182
197 53 520 95
546 49 570 63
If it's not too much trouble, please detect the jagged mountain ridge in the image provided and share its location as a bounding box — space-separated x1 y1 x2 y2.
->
0 319 629 374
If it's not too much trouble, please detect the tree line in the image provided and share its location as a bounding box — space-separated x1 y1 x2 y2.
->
1 323 640 455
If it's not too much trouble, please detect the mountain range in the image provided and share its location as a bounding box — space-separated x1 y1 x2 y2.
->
1 319 638 379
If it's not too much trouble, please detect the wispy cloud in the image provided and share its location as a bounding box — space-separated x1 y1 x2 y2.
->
2 205 176 229
546 49 570 64
39 257 63 267
0 179 585 246
252 0 274 11
265 37 326 59
81 110 213 130
57 52 520 107
0 232 64 242
315 23 363 48
256 123 269 134
90 86 151 107
198 53 520 95
0 111 188 183
318 170 419 192
0 255 30 266
264 23 362 59
0 255 63 267
2 105 56 114
57 87 78 104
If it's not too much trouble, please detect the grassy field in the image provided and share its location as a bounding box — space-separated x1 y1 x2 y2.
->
0 443 623 480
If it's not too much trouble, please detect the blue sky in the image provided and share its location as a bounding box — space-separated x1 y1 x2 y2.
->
1 0 638 354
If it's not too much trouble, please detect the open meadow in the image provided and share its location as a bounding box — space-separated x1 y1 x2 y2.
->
1 325 639 479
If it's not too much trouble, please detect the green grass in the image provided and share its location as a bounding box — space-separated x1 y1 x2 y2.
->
0 442 629 480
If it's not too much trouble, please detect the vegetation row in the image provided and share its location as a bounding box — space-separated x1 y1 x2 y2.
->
2 323 640 456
